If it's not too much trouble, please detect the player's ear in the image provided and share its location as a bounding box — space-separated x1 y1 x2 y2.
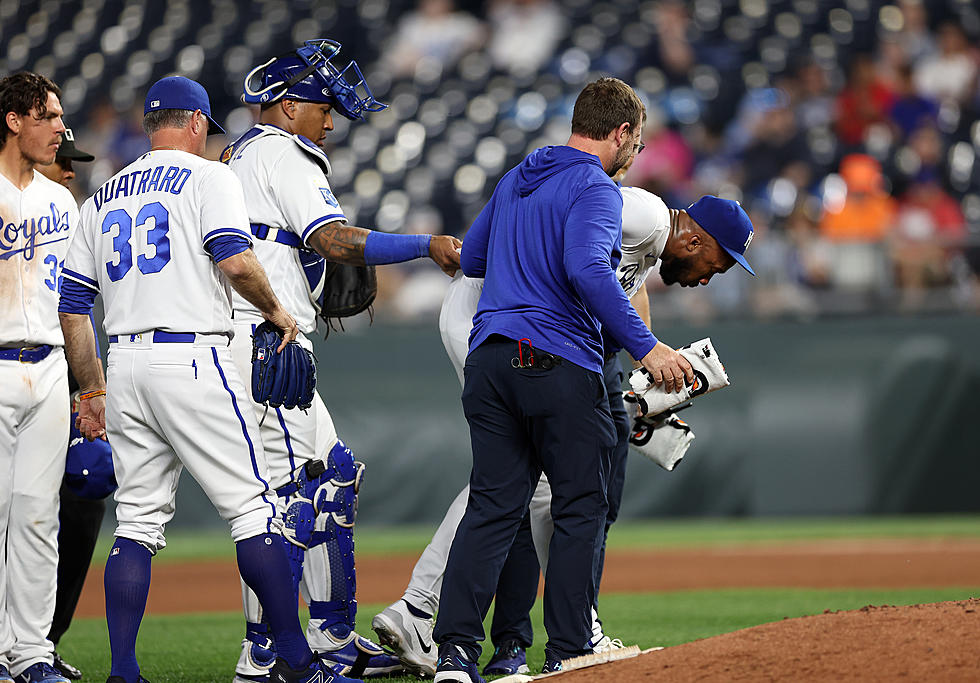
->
191 109 205 135
612 122 630 147
5 111 20 135
282 99 297 120
687 232 702 253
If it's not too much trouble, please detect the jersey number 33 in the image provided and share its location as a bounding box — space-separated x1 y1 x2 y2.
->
102 201 171 281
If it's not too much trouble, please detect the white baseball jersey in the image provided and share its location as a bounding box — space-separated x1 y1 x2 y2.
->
63 149 251 337
0 170 79 346
222 124 346 333
616 186 671 297
0 168 74 674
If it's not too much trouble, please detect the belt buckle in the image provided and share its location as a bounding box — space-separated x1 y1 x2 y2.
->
18 346 36 363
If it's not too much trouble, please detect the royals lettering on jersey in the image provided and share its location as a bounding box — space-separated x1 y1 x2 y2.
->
0 201 71 262
0 171 79 346
62 149 252 338
92 165 192 210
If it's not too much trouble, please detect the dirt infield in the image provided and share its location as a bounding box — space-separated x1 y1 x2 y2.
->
74 538 980 617
552 599 980 682
72 539 980 680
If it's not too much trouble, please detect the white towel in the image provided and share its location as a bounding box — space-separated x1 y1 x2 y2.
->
627 338 730 416
628 412 695 471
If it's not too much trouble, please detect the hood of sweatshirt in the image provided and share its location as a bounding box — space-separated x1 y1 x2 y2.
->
517 146 604 197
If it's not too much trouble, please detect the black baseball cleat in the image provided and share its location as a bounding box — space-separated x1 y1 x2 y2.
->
541 657 563 673
268 654 362 683
51 652 81 680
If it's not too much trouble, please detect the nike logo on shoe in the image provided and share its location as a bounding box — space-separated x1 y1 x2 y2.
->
414 625 433 653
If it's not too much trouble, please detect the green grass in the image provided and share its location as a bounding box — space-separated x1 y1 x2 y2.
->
92 514 980 564
57 588 980 682
73 516 980 680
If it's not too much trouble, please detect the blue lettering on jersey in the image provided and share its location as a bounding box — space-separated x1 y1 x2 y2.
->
93 166 193 210
0 202 71 261
136 168 151 194
171 168 191 193
319 187 338 207
159 166 180 193
115 172 130 199
145 166 163 192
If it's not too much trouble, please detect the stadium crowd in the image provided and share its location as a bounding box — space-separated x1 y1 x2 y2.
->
9 0 980 320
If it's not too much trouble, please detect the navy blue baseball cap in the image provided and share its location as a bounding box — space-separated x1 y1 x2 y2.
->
685 195 756 275
65 418 118 499
144 76 225 135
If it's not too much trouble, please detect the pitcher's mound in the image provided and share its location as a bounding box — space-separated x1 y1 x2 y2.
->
554 599 980 682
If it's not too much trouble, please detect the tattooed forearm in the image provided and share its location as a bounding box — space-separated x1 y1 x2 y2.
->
308 222 370 264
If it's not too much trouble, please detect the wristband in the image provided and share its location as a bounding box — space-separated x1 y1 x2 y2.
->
79 389 106 401
363 231 431 265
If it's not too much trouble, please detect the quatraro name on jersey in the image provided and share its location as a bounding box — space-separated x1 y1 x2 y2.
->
93 164 191 211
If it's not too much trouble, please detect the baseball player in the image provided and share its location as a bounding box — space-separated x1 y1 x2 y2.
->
57 76 360 683
221 39 460 681
36 128 98 682
0 72 77 683
373 186 755 677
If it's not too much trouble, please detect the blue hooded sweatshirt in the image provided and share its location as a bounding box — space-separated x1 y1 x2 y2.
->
461 145 658 373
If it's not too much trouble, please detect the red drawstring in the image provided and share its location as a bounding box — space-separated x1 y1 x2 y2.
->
518 338 534 368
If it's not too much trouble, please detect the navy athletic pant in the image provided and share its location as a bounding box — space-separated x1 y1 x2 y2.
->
434 336 616 663
487 355 630 648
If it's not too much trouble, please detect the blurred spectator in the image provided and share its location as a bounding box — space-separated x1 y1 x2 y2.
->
624 106 694 207
895 0 936 64
107 103 150 167
785 200 833 290
905 123 944 179
652 0 695 84
913 22 979 106
819 155 898 292
891 172 967 304
383 0 485 79
889 63 939 140
487 0 566 76
724 87 791 158
835 54 896 149
790 58 835 131
820 154 897 243
739 93 813 199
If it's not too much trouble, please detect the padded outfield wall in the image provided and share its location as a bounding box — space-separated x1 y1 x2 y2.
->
159 313 980 528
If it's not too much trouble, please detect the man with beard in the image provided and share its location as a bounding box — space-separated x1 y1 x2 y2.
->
429 77 701 683
374 186 756 678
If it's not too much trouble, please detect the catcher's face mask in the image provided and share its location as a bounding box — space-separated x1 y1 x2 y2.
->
242 39 387 121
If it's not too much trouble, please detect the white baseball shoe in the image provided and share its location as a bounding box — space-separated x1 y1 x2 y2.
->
371 600 438 677
592 634 626 653
233 634 277 683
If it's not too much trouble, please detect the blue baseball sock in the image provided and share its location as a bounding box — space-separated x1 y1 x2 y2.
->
104 537 152 683
237 533 312 671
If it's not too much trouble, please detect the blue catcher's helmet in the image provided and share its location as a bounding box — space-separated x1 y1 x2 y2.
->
242 39 387 121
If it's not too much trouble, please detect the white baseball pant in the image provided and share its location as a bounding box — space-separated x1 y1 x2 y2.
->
105 335 278 551
0 349 69 675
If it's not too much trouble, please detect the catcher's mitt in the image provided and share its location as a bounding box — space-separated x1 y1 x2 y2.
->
299 250 377 333
251 321 317 410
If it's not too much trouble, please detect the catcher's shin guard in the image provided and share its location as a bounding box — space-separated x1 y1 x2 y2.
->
306 440 363 634
278 440 364 633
